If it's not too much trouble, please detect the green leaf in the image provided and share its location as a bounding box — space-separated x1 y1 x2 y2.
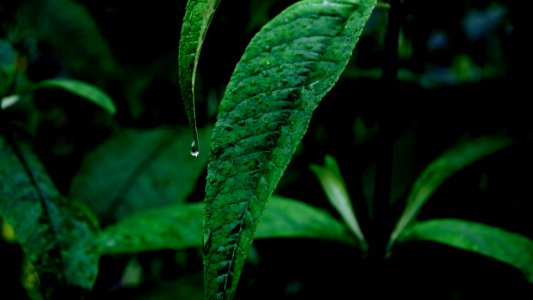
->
203 1 376 299
178 0 222 157
17 0 115 79
0 136 99 298
0 40 16 97
310 155 366 250
399 219 533 283
99 196 352 254
36 79 116 115
69 126 211 224
389 136 512 244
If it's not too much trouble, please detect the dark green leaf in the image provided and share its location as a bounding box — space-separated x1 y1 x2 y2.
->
99 196 352 254
178 0 222 156
390 136 512 244
399 219 533 283
0 136 99 298
69 126 211 224
37 79 116 114
310 155 366 249
203 1 375 298
0 39 16 97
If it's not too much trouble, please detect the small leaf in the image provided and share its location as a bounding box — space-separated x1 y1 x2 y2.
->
69 126 211 224
203 1 376 299
399 219 533 283
99 196 353 254
310 155 366 249
389 136 512 244
36 79 116 114
178 0 222 156
0 136 99 298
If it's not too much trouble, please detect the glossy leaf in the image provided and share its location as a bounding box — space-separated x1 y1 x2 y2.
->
400 218 533 283
69 126 211 224
99 196 353 254
310 155 366 249
36 79 116 114
203 1 376 299
0 136 99 298
390 136 512 244
178 0 222 156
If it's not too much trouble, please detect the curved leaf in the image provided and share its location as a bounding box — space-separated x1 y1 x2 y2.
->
99 196 353 254
69 126 211 224
178 0 222 156
399 219 533 283
37 79 116 114
0 136 99 298
389 136 512 244
310 155 366 249
203 1 376 299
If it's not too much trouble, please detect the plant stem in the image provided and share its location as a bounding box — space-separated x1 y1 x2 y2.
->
369 0 401 259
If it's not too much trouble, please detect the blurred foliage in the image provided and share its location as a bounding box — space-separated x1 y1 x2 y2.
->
0 0 532 299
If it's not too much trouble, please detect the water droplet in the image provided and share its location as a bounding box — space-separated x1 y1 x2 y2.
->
191 141 200 157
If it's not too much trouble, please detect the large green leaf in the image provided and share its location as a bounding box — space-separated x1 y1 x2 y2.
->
0 136 99 299
310 155 366 250
36 79 116 115
69 126 211 224
203 1 376 299
389 136 512 244
178 0 222 156
99 196 353 254
399 219 533 283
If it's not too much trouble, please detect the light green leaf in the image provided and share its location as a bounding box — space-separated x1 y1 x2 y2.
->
203 1 376 299
399 219 533 283
36 79 116 114
99 196 353 254
389 136 512 244
310 155 366 250
69 126 211 224
178 0 222 157
0 136 99 298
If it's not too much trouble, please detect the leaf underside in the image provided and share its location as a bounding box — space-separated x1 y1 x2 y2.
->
0 136 98 299
203 1 376 299
99 196 353 254
400 219 533 283
178 0 222 155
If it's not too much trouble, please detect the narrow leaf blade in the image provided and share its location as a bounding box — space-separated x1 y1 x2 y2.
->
399 219 533 283
99 196 353 254
178 0 222 156
310 155 366 248
390 136 512 244
37 79 116 114
203 1 376 299
0 136 99 298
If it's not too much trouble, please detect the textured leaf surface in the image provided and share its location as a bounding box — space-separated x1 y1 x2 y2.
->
0 136 99 298
390 136 512 244
70 126 211 224
99 196 352 254
178 0 221 156
400 219 533 283
37 79 116 114
203 1 375 299
310 155 366 248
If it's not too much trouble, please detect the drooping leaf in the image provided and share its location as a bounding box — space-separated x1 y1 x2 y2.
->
69 126 211 224
99 196 352 254
203 1 376 299
0 136 99 298
310 155 366 249
36 79 116 114
16 0 115 79
389 136 512 244
399 218 533 283
178 0 222 156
